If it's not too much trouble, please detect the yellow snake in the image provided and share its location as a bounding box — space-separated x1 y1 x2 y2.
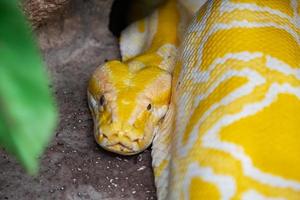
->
88 0 300 199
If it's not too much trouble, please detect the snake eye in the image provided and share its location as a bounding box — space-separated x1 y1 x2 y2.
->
147 104 152 111
99 95 105 106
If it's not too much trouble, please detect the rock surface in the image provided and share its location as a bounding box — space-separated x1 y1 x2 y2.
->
0 0 156 199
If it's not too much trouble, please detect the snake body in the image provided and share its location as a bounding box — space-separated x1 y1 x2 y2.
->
88 0 300 199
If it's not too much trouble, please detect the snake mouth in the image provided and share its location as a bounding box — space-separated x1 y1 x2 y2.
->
96 133 147 155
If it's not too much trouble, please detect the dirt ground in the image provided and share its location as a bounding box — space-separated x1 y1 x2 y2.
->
0 0 157 199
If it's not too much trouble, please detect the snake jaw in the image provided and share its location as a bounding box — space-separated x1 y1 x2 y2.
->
97 136 142 155
95 127 154 155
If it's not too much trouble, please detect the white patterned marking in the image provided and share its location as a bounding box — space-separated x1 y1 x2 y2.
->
242 190 286 200
220 0 292 21
183 162 236 200
120 11 158 61
177 52 265 156
191 52 263 83
191 19 299 69
203 83 300 190
266 56 300 80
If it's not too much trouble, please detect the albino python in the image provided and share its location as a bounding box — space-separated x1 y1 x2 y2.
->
88 0 300 199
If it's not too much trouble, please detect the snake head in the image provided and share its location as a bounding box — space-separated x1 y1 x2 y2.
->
88 60 171 155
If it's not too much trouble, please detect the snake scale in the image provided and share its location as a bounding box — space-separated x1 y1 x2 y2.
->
87 0 300 199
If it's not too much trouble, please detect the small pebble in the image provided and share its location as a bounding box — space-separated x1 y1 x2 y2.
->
137 154 143 162
137 166 146 171
112 183 118 187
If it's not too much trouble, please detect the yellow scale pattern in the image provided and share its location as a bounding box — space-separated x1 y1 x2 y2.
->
88 0 300 199
164 0 300 199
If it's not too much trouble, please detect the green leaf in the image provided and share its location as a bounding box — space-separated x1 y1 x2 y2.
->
0 0 57 174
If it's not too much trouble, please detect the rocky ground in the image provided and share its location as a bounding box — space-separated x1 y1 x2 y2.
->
0 0 156 199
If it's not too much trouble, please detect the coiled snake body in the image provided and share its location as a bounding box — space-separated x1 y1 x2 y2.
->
88 0 300 199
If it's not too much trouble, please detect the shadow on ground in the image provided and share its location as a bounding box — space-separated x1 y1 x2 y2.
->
0 0 156 199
